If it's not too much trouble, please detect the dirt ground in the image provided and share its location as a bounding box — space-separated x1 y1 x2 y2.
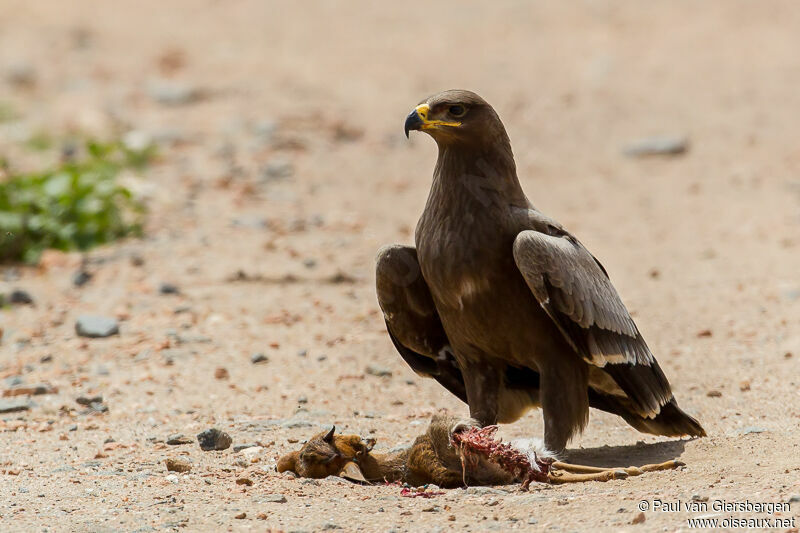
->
1 1 799 531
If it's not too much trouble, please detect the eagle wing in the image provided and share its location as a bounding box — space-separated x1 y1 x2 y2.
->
512 229 672 417
375 245 467 403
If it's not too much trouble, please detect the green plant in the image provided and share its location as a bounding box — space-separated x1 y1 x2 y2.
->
0 140 151 263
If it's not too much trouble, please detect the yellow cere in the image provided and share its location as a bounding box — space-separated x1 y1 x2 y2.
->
415 103 461 129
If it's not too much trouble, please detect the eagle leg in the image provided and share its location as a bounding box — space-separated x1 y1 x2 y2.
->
461 358 502 426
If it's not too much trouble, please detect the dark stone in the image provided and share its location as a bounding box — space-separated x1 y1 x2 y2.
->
250 353 269 364
76 395 103 406
72 270 93 287
9 289 34 305
197 428 232 451
159 282 180 295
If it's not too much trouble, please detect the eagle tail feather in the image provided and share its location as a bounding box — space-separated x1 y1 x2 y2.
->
588 389 706 437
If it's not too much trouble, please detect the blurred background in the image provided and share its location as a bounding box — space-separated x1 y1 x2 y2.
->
1 1 798 530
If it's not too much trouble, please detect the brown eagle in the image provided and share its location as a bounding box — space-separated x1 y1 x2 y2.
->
376 89 704 454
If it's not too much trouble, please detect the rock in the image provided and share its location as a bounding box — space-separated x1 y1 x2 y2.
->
76 395 103 406
235 477 253 486
623 136 689 157
241 446 265 460
167 434 194 446
40 355 53 363
75 315 119 338
365 364 392 378
164 457 191 473
147 79 203 106
251 353 269 364
297 396 308 404
527 518 538 525
165 474 179 484
76 395 107 413
631 512 646 524
234 512 246 519
88 402 109 413
788 495 800 503
214 367 229 380
72 270 92 287
233 443 258 452
9 289 34 305
2 383 57 397
197 428 232 451
159 282 180 295
738 426 768 435
0 398 32 413
706 390 722 398
260 159 293 181
262 494 287 503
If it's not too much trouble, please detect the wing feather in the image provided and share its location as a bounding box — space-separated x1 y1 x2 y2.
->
512 230 650 367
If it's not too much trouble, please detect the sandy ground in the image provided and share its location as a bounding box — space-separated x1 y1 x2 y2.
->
1 1 799 531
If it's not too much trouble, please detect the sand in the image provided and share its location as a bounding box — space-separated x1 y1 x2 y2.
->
1 1 799 531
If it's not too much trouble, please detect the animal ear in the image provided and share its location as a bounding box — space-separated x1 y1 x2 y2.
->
323 425 336 443
364 438 376 452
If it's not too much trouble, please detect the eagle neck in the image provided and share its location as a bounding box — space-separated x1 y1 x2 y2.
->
431 139 527 210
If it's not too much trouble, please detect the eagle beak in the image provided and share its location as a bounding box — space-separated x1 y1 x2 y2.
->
404 106 425 138
404 103 461 138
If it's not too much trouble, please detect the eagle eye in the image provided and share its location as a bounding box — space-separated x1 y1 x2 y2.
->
448 105 466 118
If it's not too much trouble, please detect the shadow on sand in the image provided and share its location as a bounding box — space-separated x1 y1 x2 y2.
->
564 438 697 468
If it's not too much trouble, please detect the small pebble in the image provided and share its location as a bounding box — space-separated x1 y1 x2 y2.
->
623 135 688 157
9 289 34 305
262 494 287 503
72 270 92 287
0 399 32 413
159 282 180 295
75 315 119 338
233 443 258 452
167 434 194 446
365 364 392 377
197 428 232 451
76 395 103 406
234 512 246 519
214 367 229 380
251 353 269 364
165 457 191 473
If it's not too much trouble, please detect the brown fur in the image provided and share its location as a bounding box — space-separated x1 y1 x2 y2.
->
277 415 515 488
